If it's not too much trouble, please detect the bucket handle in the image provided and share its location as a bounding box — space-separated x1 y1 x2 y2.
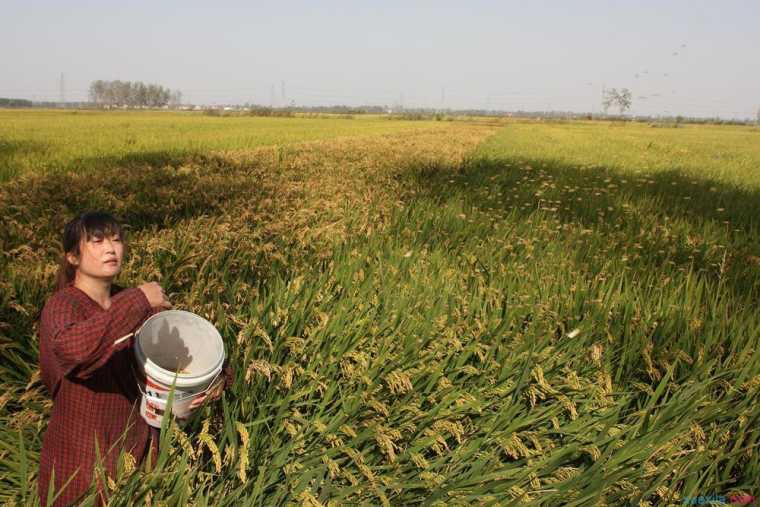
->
113 317 149 347
113 332 134 347
113 308 161 347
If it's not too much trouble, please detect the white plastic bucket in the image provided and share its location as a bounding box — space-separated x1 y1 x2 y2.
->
133 310 225 427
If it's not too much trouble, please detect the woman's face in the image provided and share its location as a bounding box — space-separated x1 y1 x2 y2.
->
66 232 124 281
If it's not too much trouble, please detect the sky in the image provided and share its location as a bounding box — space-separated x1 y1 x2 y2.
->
2 1 758 119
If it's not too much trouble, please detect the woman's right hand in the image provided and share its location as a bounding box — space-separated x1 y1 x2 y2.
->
138 282 172 310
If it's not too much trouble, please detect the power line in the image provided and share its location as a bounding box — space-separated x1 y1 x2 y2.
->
59 73 65 106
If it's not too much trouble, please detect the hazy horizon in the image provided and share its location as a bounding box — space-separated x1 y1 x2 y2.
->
2 1 758 119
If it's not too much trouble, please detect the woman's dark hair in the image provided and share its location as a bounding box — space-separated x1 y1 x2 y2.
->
56 211 128 290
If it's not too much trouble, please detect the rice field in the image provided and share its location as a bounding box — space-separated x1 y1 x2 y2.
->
1 111 759 505
0 109 449 182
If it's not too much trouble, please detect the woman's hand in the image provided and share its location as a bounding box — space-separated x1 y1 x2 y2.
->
188 377 224 410
187 363 233 410
138 282 172 310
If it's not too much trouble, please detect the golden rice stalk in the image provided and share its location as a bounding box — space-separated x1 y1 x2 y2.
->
236 421 250 482
375 426 402 463
642 461 658 477
631 381 655 396
121 451 136 477
526 385 540 407
172 421 195 460
283 420 299 437
342 469 359 486
557 394 578 420
281 364 298 390
385 370 414 395
255 325 275 352
529 472 541 489
325 433 344 448
420 471 446 488
507 485 527 500
565 369 582 390
0 392 12 412
740 375 760 393
676 348 694 365
245 359 274 382
297 488 324 507
410 452 429 470
339 424 357 438
198 419 222 473
597 370 613 396
321 455 340 480
285 336 306 355
366 397 390 417
642 343 661 381
423 428 450 456
499 433 528 460
454 392 478 408
524 432 544 453
590 342 604 365
551 466 581 482
655 485 672 499
432 420 464 445
690 423 706 444
284 461 304 475
581 445 601 461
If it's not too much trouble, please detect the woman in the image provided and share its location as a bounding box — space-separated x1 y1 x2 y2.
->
37 211 230 506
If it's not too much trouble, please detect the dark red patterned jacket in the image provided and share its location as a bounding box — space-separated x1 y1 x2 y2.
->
37 281 164 506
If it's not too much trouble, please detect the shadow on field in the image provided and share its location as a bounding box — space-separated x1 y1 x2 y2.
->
0 140 51 181
0 151 265 253
0 151 278 381
0 139 49 158
69 150 195 172
400 154 760 299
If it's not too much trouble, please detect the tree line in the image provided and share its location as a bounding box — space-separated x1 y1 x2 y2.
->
0 98 33 108
88 80 182 108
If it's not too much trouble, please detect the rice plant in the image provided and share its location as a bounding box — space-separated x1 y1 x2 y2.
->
1 113 758 505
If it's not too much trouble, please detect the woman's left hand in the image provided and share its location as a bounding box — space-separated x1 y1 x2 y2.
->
188 363 233 410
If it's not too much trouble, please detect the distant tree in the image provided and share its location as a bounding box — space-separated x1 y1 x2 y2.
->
0 97 33 107
133 82 147 107
602 88 632 115
88 80 177 108
169 90 183 108
88 80 105 104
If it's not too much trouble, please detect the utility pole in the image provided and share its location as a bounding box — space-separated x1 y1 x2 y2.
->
280 80 286 103
269 84 275 108
59 72 65 107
